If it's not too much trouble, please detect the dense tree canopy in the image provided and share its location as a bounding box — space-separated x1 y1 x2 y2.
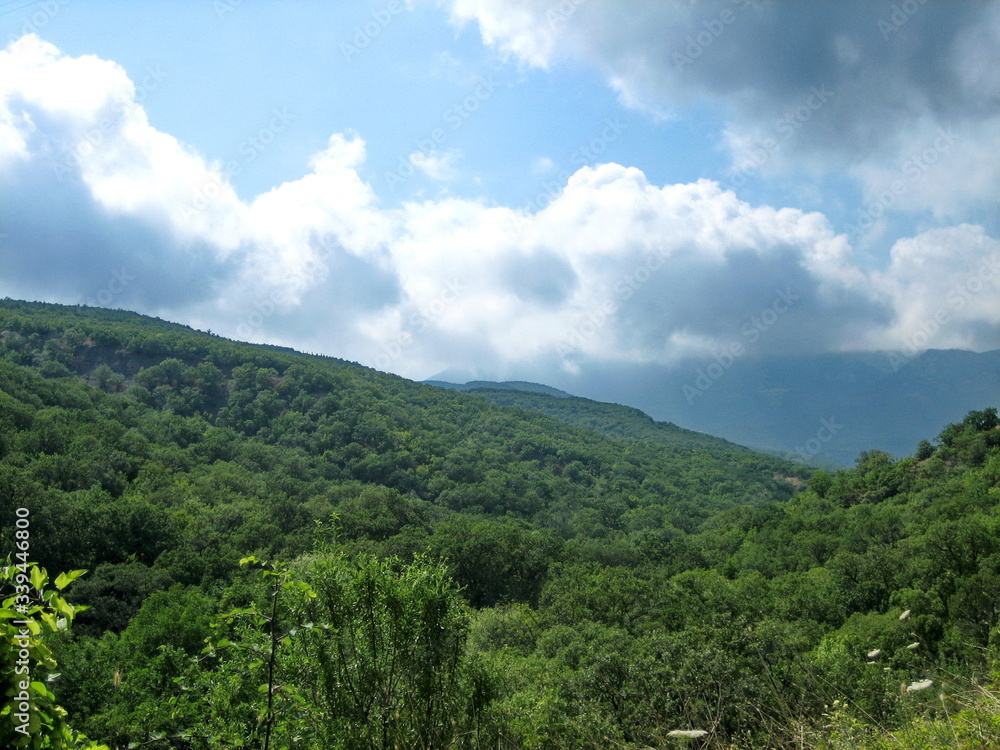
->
0 299 998 749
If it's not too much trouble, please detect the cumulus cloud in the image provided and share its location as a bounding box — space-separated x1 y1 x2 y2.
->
0 36 399 357
871 225 1000 353
2 33 999 381
0 36 237 310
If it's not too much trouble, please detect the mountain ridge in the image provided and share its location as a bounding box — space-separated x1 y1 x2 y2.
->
424 378 755 456
432 348 1000 465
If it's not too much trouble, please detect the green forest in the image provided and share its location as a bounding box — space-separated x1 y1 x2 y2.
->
0 299 998 749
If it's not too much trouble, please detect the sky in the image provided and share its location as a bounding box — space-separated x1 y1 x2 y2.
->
1 0 999 384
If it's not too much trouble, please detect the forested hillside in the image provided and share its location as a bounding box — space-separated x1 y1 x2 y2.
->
426 381 756 453
0 299 998 749
545 350 1000 465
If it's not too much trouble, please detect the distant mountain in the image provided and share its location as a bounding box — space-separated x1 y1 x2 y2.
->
424 380 572 398
506 349 1000 466
424 380 753 455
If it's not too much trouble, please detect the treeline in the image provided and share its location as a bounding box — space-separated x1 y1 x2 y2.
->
0 299 997 749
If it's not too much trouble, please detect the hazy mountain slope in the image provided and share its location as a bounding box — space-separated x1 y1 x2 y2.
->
513 350 1000 465
425 381 754 455
425 379 573 398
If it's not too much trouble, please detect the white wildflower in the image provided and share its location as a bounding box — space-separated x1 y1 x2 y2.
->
907 679 933 692
668 729 709 738
907 641 920 649
867 649 882 658
899 609 911 620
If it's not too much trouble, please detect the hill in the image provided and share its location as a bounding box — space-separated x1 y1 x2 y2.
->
425 379 573 398
426 379 754 454
1 298 999 749
516 349 1000 465
0 297 806 612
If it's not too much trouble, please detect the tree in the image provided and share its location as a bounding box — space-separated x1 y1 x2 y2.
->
187 553 496 749
288 553 481 749
0 561 107 749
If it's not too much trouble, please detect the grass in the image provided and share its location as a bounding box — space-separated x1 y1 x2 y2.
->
816 676 1000 750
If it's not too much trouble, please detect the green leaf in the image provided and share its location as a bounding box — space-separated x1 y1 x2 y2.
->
30 681 55 700
53 570 86 590
54 597 75 618
29 565 46 592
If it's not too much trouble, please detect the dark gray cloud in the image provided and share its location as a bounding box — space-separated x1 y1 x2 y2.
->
450 0 1000 215
0 158 236 309
501 249 578 307
611 242 893 357
484 0 998 135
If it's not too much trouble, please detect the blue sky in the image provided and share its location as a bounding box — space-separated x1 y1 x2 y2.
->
11 1 725 208
1 0 999 382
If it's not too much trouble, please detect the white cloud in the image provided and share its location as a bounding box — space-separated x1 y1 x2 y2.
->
2 34 999 381
532 156 555 174
445 0 560 68
871 225 1000 352
408 149 461 181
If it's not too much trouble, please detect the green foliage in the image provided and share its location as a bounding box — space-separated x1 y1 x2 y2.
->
289 553 481 748
0 300 999 748
176 554 497 749
0 561 106 749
